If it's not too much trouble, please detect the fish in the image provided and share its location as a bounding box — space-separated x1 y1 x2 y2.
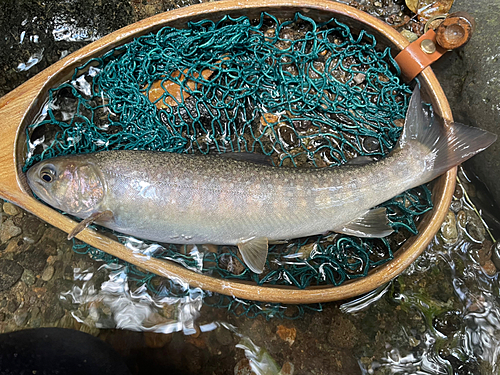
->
26 88 496 274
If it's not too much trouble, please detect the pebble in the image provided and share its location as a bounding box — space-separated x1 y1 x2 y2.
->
234 359 253 375
7 299 19 313
2 202 20 216
280 362 295 375
21 269 36 286
14 310 29 327
41 265 55 282
0 312 5 322
0 218 22 243
477 240 492 266
440 211 458 244
143 332 172 348
353 72 366 84
450 200 462 213
0 259 23 292
277 325 296 346
482 260 497 276
3 238 31 255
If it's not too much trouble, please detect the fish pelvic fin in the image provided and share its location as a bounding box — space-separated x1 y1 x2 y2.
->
393 87 497 182
335 207 394 238
237 237 269 274
67 210 114 240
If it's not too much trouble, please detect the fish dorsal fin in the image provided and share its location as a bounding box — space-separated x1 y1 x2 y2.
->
335 207 393 238
237 237 269 274
219 152 273 166
67 210 114 240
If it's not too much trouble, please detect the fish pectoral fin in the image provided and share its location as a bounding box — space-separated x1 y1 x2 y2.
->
237 237 269 274
67 210 114 240
335 207 394 238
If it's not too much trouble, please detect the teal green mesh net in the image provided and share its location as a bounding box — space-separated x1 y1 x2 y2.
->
24 12 432 318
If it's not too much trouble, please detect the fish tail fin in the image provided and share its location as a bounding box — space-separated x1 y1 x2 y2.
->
393 87 496 182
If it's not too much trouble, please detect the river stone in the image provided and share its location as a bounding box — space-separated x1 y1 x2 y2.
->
14 245 49 274
0 218 22 243
440 211 458 244
0 259 23 291
21 268 36 286
19 214 46 244
41 264 55 281
14 310 30 327
432 0 500 205
2 202 20 216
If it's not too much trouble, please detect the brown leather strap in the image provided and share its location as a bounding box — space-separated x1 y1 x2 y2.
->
395 29 447 82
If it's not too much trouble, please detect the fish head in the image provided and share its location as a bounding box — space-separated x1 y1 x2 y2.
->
26 156 105 217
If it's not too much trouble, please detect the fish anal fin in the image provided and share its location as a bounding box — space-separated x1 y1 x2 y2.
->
237 237 269 274
335 207 393 238
67 210 114 240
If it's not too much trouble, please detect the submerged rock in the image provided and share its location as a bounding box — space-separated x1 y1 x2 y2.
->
440 210 458 244
0 259 23 292
0 219 22 244
2 202 20 216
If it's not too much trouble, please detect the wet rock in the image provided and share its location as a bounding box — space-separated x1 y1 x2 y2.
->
21 268 36 286
14 245 48 274
440 211 458 244
0 218 22 243
143 332 172 348
7 298 19 313
234 358 253 375
456 210 467 227
43 299 65 322
3 238 32 255
482 260 497 276
276 325 296 346
433 0 500 206
18 214 46 244
280 362 294 375
477 240 492 266
215 327 233 346
14 310 30 327
2 202 20 216
450 200 462 213
433 310 461 337
0 259 23 292
465 220 486 243
64 265 74 280
41 264 55 281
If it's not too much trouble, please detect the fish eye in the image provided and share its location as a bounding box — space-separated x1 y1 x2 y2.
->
40 166 56 183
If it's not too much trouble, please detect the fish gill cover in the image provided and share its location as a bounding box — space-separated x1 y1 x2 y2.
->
24 12 432 318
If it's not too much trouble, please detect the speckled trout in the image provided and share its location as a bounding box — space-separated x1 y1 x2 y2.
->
26 89 496 273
